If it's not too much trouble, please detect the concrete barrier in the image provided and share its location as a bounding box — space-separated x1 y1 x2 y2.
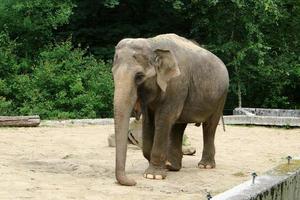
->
227 108 300 127
212 158 300 200
224 115 300 127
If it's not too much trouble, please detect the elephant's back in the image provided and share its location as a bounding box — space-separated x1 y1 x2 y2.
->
150 33 202 53
150 34 225 70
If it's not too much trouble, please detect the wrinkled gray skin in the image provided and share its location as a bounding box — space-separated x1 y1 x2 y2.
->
112 34 229 186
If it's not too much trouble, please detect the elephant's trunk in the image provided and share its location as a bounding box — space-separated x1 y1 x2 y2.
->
114 81 137 186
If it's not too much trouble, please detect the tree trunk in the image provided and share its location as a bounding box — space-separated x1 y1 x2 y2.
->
237 78 242 108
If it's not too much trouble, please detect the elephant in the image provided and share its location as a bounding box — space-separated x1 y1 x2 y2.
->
112 33 229 186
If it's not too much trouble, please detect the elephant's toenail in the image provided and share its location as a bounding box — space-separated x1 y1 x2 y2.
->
206 165 212 169
165 161 171 166
198 164 205 168
146 174 154 179
155 175 163 180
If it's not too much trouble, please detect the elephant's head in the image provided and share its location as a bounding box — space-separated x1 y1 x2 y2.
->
112 38 180 186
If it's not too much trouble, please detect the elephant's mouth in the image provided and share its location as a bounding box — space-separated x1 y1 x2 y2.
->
132 98 142 120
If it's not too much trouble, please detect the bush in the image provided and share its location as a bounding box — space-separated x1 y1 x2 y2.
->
0 31 19 115
0 0 74 57
20 41 114 119
0 31 114 119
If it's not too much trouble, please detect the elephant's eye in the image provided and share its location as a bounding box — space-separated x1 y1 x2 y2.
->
135 72 145 85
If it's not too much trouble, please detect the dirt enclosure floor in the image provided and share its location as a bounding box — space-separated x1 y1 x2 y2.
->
0 124 299 200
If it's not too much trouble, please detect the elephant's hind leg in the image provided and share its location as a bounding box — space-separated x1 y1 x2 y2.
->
198 97 226 169
166 123 187 171
198 116 218 169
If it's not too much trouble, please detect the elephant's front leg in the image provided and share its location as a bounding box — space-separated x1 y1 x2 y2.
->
143 114 173 180
142 109 154 162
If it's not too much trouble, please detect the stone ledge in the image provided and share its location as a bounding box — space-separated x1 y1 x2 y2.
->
40 118 115 126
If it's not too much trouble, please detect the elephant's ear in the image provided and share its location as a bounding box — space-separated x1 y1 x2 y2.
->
153 49 181 92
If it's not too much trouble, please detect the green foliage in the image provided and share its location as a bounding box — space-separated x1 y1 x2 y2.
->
103 0 120 8
0 30 18 115
20 41 113 119
65 0 187 60
0 38 113 119
0 0 74 57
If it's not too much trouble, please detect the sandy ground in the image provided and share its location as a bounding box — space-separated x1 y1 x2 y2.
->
0 124 299 200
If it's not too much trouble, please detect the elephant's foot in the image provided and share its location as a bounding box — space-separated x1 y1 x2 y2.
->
198 159 216 169
143 164 167 180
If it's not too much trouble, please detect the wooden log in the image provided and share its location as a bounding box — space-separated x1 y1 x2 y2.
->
0 115 40 127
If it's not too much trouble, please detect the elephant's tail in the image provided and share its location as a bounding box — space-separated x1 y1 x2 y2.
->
221 115 226 132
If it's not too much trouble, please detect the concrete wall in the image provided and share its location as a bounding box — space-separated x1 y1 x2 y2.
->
212 159 300 200
233 108 300 117
224 115 300 127
228 108 300 127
